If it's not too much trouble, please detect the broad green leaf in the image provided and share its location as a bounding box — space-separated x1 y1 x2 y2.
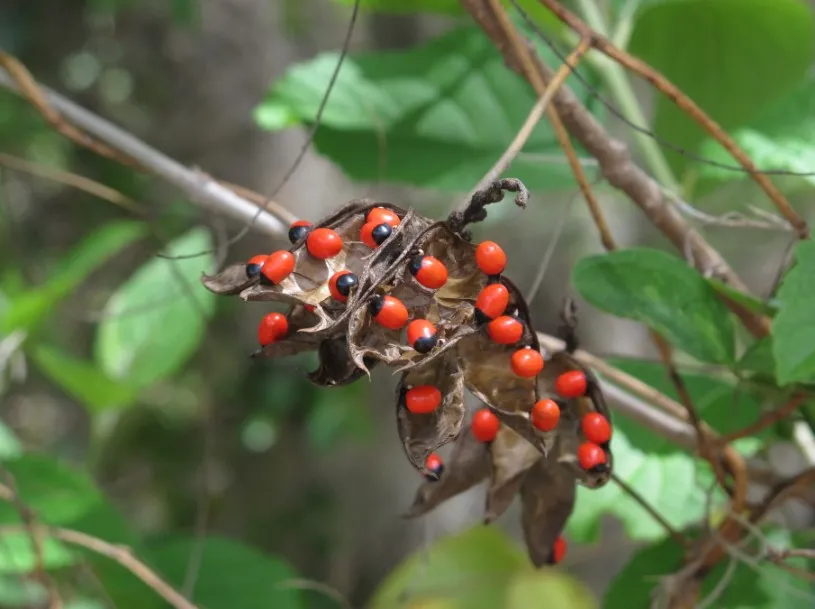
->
371 526 529 609
773 241 815 385
628 0 815 177
737 337 776 379
698 75 815 188
572 249 735 364
30 344 139 414
0 454 102 525
0 221 147 333
605 529 812 608
0 534 76 574
95 228 216 388
707 278 778 318
506 571 597 609
568 359 765 542
255 26 600 192
146 536 303 609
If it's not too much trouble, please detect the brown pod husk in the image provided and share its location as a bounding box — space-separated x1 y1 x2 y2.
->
307 336 377 387
395 353 466 475
403 425 491 518
484 427 542 523
520 450 577 567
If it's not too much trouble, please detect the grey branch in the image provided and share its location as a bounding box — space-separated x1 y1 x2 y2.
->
0 67 286 237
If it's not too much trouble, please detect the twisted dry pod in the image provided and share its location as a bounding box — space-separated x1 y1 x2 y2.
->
202 180 614 566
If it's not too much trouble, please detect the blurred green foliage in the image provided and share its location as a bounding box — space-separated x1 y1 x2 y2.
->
1 0 814 607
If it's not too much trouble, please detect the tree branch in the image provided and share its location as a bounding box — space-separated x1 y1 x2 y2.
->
535 0 808 239
0 64 290 236
459 0 772 338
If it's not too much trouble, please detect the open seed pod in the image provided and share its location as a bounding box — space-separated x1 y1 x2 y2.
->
200 180 616 567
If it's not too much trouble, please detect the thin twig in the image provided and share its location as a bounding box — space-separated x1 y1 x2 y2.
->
0 62 287 236
534 0 808 239
469 36 591 197
0 152 145 216
483 0 615 252
611 473 688 546
0 473 62 609
460 0 773 339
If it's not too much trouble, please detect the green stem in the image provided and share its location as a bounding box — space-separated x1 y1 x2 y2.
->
574 0 682 194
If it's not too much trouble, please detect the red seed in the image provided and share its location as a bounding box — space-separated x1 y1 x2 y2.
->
424 452 444 480
553 536 567 564
475 241 507 276
510 348 544 378
406 319 438 354
581 412 612 445
531 399 560 432
409 255 448 290
260 250 295 284
555 370 588 399
474 283 509 321
370 295 409 330
306 228 343 259
577 442 607 470
471 408 500 443
246 254 268 278
257 312 289 346
487 316 524 345
328 270 358 303
405 385 442 414
366 207 401 228
288 220 312 243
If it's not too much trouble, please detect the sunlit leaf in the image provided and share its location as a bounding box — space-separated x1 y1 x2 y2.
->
255 26 599 191
773 241 815 384
95 227 216 388
629 0 815 176
1 221 146 333
573 249 735 364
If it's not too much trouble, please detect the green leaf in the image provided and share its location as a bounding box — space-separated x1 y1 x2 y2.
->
568 359 765 542
698 74 815 188
707 278 778 318
573 249 735 364
30 344 139 414
628 0 815 177
95 228 216 388
0 455 102 525
0 533 76 574
737 337 776 378
371 525 529 609
506 571 598 609
773 241 815 385
146 536 303 609
605 529 812 608
0 221 147 333
255 26 599 192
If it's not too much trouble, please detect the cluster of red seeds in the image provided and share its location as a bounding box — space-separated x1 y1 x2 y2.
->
228 202 613 569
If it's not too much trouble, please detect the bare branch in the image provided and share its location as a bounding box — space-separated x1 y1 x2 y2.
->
0 65 288 236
